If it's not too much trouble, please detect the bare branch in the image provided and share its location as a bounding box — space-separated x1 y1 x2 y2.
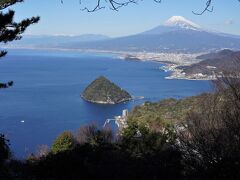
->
63 0 162 12
193 0 240 15
61 0 239 14
192 0 213 15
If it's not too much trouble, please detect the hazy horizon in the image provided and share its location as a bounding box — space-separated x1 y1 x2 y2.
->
10 0 240 37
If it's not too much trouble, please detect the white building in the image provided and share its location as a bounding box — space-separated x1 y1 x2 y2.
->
122 109 128 117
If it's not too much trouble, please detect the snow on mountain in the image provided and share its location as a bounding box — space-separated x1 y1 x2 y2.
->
163 16 201 30
8 16 240 53
141 16 202 35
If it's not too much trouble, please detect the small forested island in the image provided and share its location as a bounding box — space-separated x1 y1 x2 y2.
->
81 76 132 104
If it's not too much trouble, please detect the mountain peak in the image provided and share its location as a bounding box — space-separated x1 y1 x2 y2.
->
164 16 201 30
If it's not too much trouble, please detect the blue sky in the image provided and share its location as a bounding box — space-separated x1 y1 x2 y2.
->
11 0 240 37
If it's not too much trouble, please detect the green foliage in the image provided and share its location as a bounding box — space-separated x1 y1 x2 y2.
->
121 94 208 157
51 131 76 154
0 1 39 58
22 126 182 180
82 76 131 104
122 119 177 157
0 0 39 88
128 94 208 126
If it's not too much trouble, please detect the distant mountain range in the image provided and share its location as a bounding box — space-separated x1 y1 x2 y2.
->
7 16 240 53
7 34 110 48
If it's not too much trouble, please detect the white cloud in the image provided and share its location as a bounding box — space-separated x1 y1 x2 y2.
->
225 19 234 25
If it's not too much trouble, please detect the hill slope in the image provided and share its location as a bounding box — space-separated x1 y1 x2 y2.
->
81 76 132 104
128 94 206 127
179 50 240 79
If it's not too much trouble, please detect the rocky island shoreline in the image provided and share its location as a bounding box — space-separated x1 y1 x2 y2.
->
81 76 132 104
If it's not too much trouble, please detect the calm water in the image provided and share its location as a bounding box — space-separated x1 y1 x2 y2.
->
0 49 211 158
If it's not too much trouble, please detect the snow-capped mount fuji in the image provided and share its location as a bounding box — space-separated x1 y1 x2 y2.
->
142 16 202 35
9 16 240 53
163 16 201 30
65 16 240 53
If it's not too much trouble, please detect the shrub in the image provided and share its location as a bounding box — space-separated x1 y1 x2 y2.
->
76 124 113 146
51 131 76 154
0 134 10 163
179 74 240 178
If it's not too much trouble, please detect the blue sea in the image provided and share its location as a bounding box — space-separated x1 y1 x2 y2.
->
0 49 211 158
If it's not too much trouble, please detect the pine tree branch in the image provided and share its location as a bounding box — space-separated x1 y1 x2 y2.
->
0 0 23 10
0 1 39 89
0 50 7 57
0 10 40 44
0 81 13 88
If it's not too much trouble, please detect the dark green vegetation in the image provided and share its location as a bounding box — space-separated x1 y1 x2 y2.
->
128 94 207 125
0 0 39 88
1 75 240 179
0 134 11 179
82 76 132 104
51 131 76 154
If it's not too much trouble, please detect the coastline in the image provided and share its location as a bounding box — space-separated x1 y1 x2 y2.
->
5 46 212 80
159 64 216 81
119 52 215 80
81 95 132 105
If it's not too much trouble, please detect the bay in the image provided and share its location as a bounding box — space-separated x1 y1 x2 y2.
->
0 49 211 158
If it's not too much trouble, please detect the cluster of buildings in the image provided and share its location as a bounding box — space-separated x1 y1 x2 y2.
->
114 109 128 130
104 109 128 131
